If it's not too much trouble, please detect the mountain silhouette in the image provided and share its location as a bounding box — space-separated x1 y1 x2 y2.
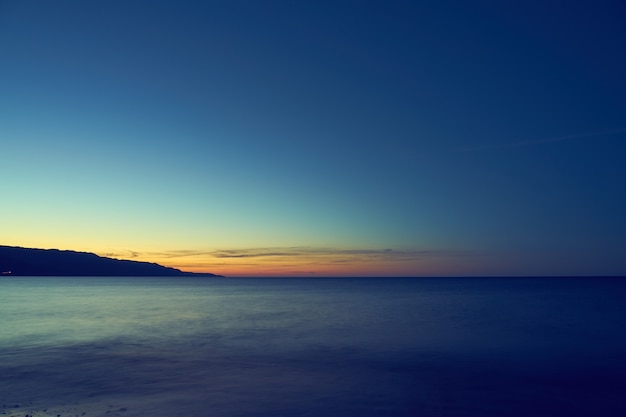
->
0 245 222 277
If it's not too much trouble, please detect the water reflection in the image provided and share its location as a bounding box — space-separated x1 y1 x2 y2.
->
1 277 626 416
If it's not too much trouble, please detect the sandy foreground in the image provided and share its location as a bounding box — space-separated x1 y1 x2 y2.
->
1 394 295 417
0 395 196 417
2 402 131 417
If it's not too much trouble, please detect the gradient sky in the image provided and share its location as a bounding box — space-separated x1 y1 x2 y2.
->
1 0 625 276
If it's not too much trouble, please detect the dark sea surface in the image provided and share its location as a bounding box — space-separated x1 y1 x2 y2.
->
1 277 625 417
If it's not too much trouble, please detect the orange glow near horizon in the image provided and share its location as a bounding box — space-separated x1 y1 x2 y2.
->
0 240 531 277
1 241 492 277
100 247 493 277
97 247 433 277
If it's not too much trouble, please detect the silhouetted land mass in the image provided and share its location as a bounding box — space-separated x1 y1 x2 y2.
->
0 245 222 277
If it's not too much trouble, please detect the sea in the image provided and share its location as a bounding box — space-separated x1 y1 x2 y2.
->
1 277 625 417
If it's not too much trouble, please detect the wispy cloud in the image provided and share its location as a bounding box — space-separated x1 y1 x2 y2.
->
208 247 448 262
96 246 476 276
102 249 140 259
454 128 626 152
106 246 468 264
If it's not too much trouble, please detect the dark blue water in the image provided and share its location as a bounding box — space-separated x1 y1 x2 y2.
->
1 277 625 416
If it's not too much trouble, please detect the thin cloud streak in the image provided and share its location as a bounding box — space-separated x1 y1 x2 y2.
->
454 128 626 152
207 247 460 262
103 246 470 263
97 246 480 276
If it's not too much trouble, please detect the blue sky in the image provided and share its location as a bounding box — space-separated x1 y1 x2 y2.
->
1 0 625 276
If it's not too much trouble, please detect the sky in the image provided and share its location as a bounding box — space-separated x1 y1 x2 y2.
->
1 0 625 277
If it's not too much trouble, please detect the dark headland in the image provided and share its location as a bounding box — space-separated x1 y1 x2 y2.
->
0 245 223 277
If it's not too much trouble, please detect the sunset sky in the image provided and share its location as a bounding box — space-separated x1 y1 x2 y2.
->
1 1 625 276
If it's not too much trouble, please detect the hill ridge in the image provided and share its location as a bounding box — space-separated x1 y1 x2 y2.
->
0 245 222 277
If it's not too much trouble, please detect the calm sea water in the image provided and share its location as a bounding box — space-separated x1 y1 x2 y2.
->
1 277 625 416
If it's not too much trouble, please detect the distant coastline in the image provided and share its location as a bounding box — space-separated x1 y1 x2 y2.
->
0 245 223 277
